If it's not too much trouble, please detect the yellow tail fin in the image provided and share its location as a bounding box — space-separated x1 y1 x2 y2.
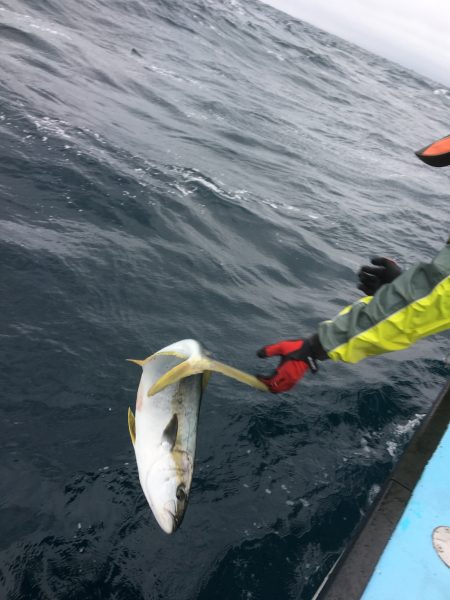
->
127 350 189 368
126 359 147 367
147 357 268 396
207 359 268 392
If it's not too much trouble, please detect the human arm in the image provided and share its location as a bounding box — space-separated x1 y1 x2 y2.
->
319 240 450 363
257 240 450 391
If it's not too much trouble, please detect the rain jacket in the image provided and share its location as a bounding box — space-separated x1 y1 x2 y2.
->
318 238 450 363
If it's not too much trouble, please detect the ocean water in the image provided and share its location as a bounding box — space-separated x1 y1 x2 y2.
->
1 0 449 598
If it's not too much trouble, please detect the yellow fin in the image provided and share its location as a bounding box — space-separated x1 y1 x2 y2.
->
206 359 269 392
127 350 188 368
127 359 146 367
202 370 212 391
128 407 136 445
147 358 208 396
147 357 268 396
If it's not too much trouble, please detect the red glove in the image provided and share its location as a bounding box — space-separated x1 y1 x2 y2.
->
256 339 318 393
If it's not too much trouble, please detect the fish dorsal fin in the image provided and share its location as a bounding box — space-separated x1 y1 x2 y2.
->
128 407 136 445
147 357 268 396
161 414 178 450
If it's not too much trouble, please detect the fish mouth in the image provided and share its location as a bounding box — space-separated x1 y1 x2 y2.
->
161 500 183 534
145 468 188 534
145 500 178 534
166 510 179 532
168 510 186 533
157 510 178 534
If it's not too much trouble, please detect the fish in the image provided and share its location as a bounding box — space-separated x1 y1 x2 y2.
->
127 338 267 533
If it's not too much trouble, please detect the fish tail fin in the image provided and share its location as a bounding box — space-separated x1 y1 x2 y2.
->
126 359 147 367
147 358 208 396
205 359 268 392
147 357 268 396
127 350 189 369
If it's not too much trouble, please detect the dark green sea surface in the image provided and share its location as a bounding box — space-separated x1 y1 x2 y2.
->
1 0 449 598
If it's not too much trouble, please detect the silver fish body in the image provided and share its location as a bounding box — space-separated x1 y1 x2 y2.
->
127 338 267 533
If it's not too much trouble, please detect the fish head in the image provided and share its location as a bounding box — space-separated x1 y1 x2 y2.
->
144 453 191 534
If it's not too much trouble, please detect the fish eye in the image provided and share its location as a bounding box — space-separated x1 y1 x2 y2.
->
176 486 186 502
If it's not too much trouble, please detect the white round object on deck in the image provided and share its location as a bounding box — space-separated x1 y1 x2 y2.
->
432 526 450 568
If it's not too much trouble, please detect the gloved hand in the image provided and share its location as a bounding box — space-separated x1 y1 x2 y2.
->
357 257 402 296
256 337 321 393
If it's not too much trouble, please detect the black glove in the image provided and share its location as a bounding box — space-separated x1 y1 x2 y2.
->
357 257 402 296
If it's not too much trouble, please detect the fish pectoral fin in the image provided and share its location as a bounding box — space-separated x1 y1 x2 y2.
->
161 414 178 450
128 407 136 445
147 358 207 396
205 359 269 391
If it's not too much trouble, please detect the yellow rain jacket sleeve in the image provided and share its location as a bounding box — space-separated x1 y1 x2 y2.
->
318 240 450 363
